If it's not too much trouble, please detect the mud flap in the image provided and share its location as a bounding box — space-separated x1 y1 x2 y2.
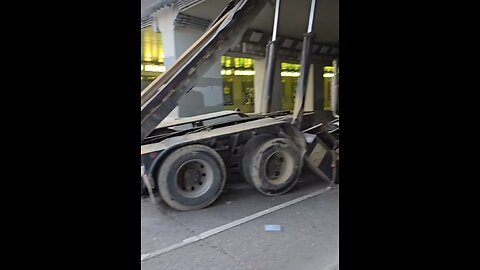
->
141 165 158 204
303 133 336 184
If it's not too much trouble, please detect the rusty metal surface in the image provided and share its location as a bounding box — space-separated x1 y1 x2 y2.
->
155 110 246 130
141 117 286 155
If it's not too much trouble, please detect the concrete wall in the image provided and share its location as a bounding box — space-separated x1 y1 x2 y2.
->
153 6 223 118
313 61 335 122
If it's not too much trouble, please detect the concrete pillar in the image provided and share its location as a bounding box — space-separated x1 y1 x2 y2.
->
271 61 283 112
153 7 223 118
312 60 335 122
254 58 266 113
305 63 315 112
254 57 283 113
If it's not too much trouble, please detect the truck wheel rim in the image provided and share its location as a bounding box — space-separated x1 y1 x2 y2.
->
176 159 214 198
263 151 294 185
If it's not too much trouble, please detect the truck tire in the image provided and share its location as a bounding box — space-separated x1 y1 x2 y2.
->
242 137 302 196
240 134 275 186
157 144 226 211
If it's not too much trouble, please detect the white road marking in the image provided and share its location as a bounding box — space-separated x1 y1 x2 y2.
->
141 186 333 262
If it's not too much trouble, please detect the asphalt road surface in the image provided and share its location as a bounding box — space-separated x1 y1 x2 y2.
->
141 172 339 270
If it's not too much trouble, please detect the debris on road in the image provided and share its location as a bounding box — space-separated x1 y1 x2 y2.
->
264 224 282 231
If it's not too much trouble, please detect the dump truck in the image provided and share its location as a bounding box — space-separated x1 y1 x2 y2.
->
140 0 339 211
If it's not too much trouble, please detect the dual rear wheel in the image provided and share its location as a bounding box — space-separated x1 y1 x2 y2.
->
156 144 226 211
155 136 302 211
240 135 302 196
